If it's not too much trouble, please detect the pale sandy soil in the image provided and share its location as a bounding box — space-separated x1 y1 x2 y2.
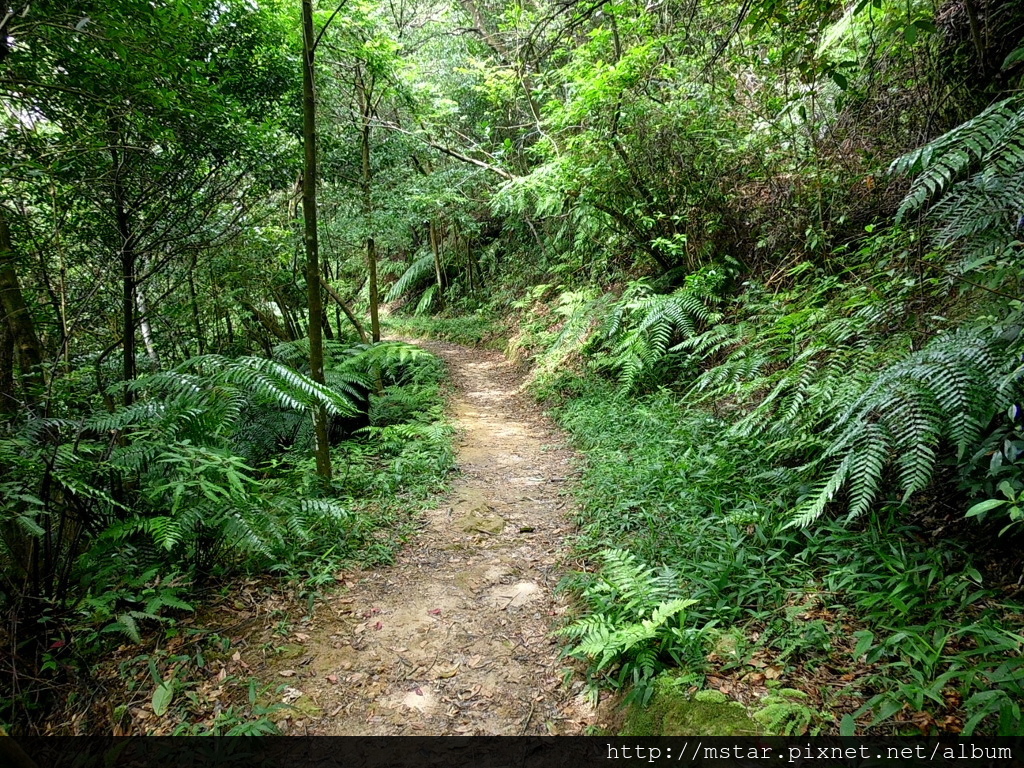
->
266 340 602 735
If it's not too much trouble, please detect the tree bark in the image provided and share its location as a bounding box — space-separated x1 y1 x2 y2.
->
136 283 161 368
109 141 137 405
0 212 44 408
430 220 443 292
187 263 205 355
0 320 14 414
357 67 381 343
302 0 333 480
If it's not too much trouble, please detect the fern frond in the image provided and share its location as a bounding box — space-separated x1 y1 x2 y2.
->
385 252 436 303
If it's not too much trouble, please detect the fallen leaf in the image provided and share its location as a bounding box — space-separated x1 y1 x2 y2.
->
279 670 296 677
326 674 339 684
435 664 459 679
373 621 383 631
765 666 783 680
428 608 442 616
414 687 424 696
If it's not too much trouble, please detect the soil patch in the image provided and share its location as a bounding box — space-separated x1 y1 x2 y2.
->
262 340 601 735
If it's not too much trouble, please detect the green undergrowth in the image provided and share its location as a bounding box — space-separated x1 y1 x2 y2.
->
6 343 455 734
552 381 1024 735
383 313 504 348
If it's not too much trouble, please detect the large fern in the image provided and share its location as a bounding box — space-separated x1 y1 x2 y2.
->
891 95 1024 258
559 548 697 700
384 252 436 303
601 281 719 391
791 329 1012 527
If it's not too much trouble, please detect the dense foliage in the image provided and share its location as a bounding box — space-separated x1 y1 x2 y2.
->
3 0 1024 737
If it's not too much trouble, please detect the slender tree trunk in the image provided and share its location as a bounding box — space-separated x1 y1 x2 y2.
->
187 264 205 355
271 287 299 341
320 275 368 342
136 284 161 368
962 0 987 72
430 220 443 291
302 0 333 480
367 236 380 342
109 142 137 405
357 69 381 343
0 212 44 408
0 321 14 414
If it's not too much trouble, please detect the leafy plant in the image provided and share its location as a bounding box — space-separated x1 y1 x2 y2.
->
558 549 698 704
966 481 1024 535
792 328 1012 526
600 281 719 391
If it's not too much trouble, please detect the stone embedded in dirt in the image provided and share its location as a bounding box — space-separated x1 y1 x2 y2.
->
434 664 459 679
277 643 306 659
488 581 542 609
455 508 505 535
393 685 439 713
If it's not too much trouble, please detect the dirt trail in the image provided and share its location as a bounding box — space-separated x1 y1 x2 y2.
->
282 340 597 735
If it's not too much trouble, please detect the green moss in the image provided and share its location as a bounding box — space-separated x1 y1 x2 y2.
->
621 676 762 736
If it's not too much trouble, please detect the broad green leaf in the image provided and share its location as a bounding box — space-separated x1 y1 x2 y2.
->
966 499 1006 517
152 681 174 717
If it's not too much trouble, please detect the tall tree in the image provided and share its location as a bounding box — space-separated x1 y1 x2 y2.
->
302 0 333 479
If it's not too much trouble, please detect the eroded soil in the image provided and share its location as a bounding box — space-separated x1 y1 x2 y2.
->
267 340 599 735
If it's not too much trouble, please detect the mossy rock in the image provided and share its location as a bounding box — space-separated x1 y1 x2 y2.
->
275 643 307 660
621 676 762 736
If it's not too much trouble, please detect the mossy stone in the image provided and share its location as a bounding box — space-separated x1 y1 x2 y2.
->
621 677 762 736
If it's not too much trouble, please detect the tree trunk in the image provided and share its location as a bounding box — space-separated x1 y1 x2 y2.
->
187 263 205 355
0 320 14 414
109 142 137 405
430 220 443 291
320 275 368 342
0 212 44 408
357 68 381 343
136 283 161 368
302 0 333 480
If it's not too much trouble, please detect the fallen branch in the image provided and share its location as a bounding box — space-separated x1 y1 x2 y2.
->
320 276 368 343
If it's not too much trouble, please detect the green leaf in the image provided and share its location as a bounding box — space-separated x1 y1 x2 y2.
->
966 499 1007 517
152 681 174 717
1003 47 1024 70
853 630 874 658
839 714 857 736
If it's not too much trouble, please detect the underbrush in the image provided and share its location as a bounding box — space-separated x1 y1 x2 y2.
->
554 384 1024 735
383 313 504 348
0 342 454 735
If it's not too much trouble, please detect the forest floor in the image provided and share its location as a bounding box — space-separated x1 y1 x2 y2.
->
260 339 602 735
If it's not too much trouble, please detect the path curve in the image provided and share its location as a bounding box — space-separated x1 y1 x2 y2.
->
290 340 596 735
